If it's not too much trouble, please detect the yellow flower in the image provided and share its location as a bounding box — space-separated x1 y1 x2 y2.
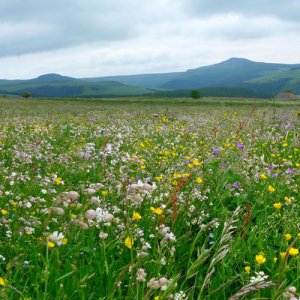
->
280 252 286 258
255 254 266 265
61 238 68 245
273 203 282 209
288 248 299 256
161 116 168 123
155 175 163 181
0 277 6 286
192 159 201 166
284 197 292 203
196 177 203 184
260 174 267 180
154 297 159 300
268 185 275 193
48 241 55 248
101 191 108 196
245 266 251 273
1 209 8 215
285 234 292 241
54 177 62 185
273 257 278 263
125 237 134 249
150 207 163 215
132 212 142 220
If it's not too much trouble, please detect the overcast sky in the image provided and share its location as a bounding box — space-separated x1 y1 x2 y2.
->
1 0 300 79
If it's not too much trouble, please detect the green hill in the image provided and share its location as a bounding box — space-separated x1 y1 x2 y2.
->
1 58 300 98
94 58 300 95
0 74 153 97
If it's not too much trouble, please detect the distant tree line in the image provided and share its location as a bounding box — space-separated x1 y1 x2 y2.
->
154 87 270 99
22 91 31 98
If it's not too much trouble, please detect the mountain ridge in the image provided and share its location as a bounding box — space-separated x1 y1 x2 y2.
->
1 58 300 97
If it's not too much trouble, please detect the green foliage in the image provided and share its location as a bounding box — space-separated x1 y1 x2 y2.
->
22 91 31 98
191 89 200 99
0 77 153 98
0 98 299 299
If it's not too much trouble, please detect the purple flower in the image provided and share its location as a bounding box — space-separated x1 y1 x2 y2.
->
271 173 278 178
233 181 239 189
153 114 159 117
83 152 90 160
236 142 245 149
220 162 229 169
212 147 219 156
268 164 274 170
286 168 294 174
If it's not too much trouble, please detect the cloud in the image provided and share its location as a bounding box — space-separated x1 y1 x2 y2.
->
0 0 183 57
184 0 300 22
0 0 299 79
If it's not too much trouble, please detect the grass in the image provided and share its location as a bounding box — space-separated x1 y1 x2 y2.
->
0 96 299 299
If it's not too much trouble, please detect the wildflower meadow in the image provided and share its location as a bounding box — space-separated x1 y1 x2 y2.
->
0 97 299 299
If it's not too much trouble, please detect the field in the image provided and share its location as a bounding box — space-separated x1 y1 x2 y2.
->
0 97 299 299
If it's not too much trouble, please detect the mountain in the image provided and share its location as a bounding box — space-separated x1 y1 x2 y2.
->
0 74 153 97
33 73 77 82
1 58 300 98
93 57 300 95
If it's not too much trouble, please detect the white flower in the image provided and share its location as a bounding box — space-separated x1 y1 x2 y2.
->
160 257 166 265
49 231 65 246
250 271 268 284
0 255 6 261
83 188 96 195
85 209 97 220
53 207 65 215
90 196 100 204
147 278 161 289
68 191 80 201
174 291 187 300
159 277 169 286
103 213 114 222
99 232 108 239
136 268 147 282
90 183 104 190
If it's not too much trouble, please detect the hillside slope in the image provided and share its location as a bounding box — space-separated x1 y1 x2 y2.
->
0 74 153 97
1 58 300 97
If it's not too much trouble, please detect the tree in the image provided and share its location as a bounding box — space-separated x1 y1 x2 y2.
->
191 90 200 99
22 91 31 98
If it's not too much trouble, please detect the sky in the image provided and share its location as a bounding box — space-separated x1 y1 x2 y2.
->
1 0 300 79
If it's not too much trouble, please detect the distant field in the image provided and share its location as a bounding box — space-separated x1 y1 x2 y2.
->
0 97 299 299
1 96 300 110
